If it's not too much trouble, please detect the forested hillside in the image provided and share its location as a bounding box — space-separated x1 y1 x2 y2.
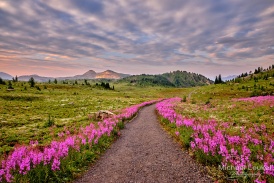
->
120 70 213 87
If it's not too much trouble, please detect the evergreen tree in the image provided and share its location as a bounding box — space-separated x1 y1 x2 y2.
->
36 86 41 91
214 76 218 84
0 77 5 85
105 83 110 89
29 77 35 87
218 74 223 84
101 82 106 88
48 79 51 84
54 79 57 84
15 75 18 82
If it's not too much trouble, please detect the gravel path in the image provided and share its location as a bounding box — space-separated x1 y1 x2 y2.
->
75 104 212 183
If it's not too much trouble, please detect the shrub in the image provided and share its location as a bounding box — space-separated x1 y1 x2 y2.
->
205 98 210 105
44 115 55 128
0 77 5 85
29 77 35 87
7 81 14 89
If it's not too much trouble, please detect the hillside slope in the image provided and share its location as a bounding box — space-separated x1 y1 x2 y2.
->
120 70 213 87
0 72 13 80
226 65 274 96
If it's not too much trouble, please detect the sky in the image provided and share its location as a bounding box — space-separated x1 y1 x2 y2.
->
0 0 274 79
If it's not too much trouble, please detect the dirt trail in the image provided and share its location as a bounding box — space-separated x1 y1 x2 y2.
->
188 87 199 99
75 104 212 183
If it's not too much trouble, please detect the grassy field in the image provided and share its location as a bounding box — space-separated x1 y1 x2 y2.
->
178 77 274 131
156 73 274 182
0 69 273 182
0 81 187 154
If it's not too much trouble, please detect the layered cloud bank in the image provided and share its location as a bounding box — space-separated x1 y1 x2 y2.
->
0 0 273 78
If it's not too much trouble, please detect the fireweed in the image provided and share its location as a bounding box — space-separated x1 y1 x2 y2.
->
0 99 160 182
234 95 274 106
156 97 273 183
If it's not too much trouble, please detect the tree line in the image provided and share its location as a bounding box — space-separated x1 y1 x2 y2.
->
214 74 224 84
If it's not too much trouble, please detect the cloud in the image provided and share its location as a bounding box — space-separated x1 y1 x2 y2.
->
0 0 273 78
68 0 104 15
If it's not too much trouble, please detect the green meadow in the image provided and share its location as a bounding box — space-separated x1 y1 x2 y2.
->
177 77 274 131
157 70 274 182
0 80 187 155
1 72 273 155
0 68 273 182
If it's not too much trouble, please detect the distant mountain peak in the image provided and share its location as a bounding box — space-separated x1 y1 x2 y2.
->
222 75 237 81
96 70 129 79
82 70 96 77
84 70 96 74
0 72 13 80
15 69 129 82
100 70 116 74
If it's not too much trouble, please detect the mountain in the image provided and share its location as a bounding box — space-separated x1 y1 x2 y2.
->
17 70 129 82
0 72 13 80
68 70 97 80
18 75 54 82
96 70 129 79
120 70 213 87
222 75 237 81
82 70 97 78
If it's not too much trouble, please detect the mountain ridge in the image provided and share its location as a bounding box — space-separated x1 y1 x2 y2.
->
0 72 13 80
222 75 237 81
119 70 213 87
0 70 213 87
16 70 130 82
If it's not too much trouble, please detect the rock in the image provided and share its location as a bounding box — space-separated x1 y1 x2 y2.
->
96 110 115 120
